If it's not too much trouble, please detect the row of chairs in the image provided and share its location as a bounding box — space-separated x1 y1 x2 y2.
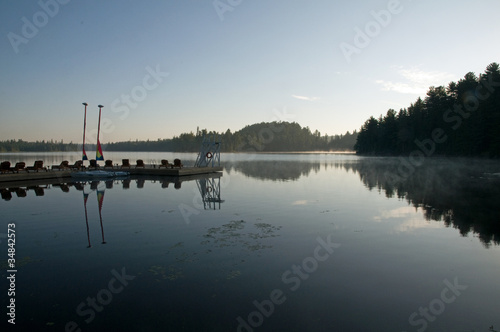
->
1 176 185 200
1 160 49 173
115 159 183 169
0 158 185 174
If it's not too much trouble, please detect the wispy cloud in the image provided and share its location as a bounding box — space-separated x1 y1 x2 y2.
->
292 94 320 101
374 206 442 233
376 67 456 94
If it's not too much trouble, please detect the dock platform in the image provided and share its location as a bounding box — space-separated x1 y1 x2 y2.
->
0 166 223 184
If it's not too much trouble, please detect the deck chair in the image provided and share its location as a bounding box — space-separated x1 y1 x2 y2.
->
104 160 114 169
172 159 183 169
69 160 84 170
1 161 13 174
121 159 131 168
53 183 70 192
1 189 12 200
26 160 47 172
27 185 46 196
13 187 27 198
122 179 131 189
12 162 26 173
135 159 145 168
52 160 69 170
158 159 170 168
89 159 100 169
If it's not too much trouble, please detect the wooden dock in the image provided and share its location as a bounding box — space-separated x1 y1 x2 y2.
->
0 166 223 184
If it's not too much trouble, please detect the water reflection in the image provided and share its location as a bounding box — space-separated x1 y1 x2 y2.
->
224 160 321 181
0 174 222 198
223 157 500 247
339 158 500 246
0 173 224 248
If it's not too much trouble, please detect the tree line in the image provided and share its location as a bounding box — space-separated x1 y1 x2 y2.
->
0 122 357 153
0 139 78 152
355 62 500 157
106 122 357 152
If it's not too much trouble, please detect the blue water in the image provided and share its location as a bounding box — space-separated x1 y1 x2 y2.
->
1 153 499 331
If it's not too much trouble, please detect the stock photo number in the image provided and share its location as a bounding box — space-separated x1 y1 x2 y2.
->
7 222 17 325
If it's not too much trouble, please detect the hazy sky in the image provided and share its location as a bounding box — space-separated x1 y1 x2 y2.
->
1 0 499 143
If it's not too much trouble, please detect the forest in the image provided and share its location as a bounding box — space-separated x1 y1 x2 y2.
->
354 62 500 157
0 122 357 153
0 139 78 152
105 122 357 152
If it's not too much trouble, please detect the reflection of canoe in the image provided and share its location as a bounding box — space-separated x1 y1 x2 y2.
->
71 170 130 178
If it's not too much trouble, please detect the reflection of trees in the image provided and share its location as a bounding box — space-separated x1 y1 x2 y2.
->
341 158 500 246
224 160 321 181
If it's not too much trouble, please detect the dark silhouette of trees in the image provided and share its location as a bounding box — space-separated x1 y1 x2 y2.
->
0 139 78 152
338 158 500 247
355 62 500 157
1 122 358 153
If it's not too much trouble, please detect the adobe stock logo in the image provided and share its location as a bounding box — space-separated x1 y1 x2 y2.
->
339 0 403 63
7 0 71 54
65 267 135 332
213 0 243 21
236 234 340 331
403 277 468 332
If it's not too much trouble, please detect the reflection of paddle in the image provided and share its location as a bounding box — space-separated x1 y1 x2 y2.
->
83 191 91 248
97 190 106 244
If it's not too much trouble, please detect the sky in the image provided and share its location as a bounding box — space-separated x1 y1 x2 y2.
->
1 0 499 144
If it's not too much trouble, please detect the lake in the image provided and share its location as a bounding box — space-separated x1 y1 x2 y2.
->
1 152 499 332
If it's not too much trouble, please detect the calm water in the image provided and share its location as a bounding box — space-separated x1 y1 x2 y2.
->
1 152 499 332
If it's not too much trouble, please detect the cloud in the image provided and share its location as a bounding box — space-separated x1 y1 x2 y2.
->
374 206 442 233
376 67 456 94
292 94 319 101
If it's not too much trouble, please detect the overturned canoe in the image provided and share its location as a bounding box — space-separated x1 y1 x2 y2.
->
70 170 130 178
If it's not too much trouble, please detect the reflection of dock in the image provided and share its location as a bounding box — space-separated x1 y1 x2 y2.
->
0 166 223 184
1 172 223 199
197 175 224 210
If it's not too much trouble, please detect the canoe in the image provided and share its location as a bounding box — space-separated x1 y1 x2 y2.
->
70 170 130 178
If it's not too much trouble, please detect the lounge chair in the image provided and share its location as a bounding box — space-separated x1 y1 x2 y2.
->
52 161 69 170
13 187 27 198
12 162 26 173
1 189 12 200
69 160 84 170
135 159 145 168
53 183 70 192
122 179 131 189
172 159 183 169
1 161 13 174
121 159 131 168
104 160 114 169
89 159 100 169
26 160 47 172
158 159 170 168
27 185 46 196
